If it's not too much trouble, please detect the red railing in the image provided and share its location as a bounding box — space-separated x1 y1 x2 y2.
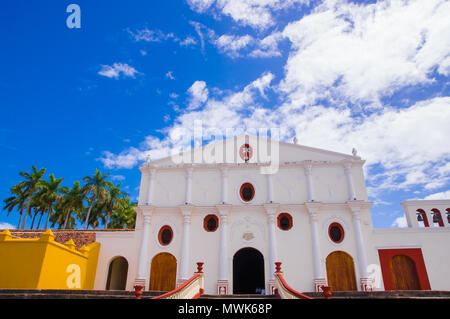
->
273 262 313 299
151 262 205 299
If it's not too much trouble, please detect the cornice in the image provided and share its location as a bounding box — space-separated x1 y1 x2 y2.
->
401 199 450 206
136 201 373 214
138 159 365 172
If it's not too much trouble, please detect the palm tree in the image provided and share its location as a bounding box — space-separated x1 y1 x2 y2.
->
29 194 41 229
104 182 126 229
60 181 85 229
38 174 64 229
82 169 109 229
108 197 137 229
16 166 46 229
3 185 27 229
50 199 66 229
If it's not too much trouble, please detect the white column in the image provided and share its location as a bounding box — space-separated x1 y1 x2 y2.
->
310 213 322 278
220 167 228 204
138 170 148 206
443 210 450 227
305 203 326 292
264 205 278 281
216 205 230 294
185 167 193 204
427 210 435 228
267 174 274 203
304 164 314 202
344 163 356 201
179 207 192 283
348 204 370 290
146 169 156 205
135 210 152 288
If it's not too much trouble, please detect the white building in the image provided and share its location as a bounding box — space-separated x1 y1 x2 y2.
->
93 135 450 294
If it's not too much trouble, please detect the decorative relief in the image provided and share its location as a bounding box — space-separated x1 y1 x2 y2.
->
230 215 266 244
242 232 255 241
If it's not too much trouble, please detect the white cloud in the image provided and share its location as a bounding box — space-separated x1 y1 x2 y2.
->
0 222 14 229
128 27 198 49
280 0 450 106
249 32 283 58
99 72 275 169
391 216 408 228
166 71 175 80
100 71 450 198
98 63 139 79
187 81 209 109
128 28 178 42
187 0 310 29
424 190 450 200
101 0 450 199
111 175 126 181
214 34 254 58
180 36 198 47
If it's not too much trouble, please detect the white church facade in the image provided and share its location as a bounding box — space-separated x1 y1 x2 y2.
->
92 135 450 295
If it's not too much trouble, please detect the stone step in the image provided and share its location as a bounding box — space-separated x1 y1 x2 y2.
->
0 289 166 299
303 290 450 299
199 294 278 299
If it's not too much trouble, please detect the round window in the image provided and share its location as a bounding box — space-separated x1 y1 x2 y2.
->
239 183 255 202
158 225 173 246
204 214 219 232
277 213 293 231
328 223 344 243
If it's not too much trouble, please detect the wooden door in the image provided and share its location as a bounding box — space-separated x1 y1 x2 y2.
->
149 253 177 291
390 255 420 290
326 251 357 291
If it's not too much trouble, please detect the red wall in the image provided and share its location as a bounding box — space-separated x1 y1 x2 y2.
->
378 248 431 290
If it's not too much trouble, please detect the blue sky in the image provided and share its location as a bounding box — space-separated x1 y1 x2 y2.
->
1 0 449 229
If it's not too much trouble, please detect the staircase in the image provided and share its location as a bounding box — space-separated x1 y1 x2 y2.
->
0 289 165 299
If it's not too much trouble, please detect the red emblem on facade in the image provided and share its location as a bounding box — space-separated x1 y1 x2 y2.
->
239 144 253 162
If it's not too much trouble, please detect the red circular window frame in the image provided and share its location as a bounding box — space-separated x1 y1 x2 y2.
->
239 183 255 202
328 223 344 243
158 225 173 246
203 214 219 232
277 213 293 231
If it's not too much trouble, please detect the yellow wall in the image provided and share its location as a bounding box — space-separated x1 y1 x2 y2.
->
0 229 100 289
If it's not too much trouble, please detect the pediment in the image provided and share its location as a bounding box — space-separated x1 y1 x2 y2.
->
146 135 357 168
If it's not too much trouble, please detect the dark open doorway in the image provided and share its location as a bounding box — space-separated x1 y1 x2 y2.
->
233 247 265 294
106 256 128 290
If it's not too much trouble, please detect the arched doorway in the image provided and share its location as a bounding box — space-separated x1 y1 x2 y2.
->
326 251 357 291
233 247 265 294
149 253 177 291
390 255 420 290
106 256 128 290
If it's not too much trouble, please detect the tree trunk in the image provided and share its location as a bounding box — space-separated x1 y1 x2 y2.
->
63 206 72 229
37 212 44 229
30 209 38 229
17 208 23 229
45 208 52 230
105 210 111 229
22 195 32 229
84 198 95 229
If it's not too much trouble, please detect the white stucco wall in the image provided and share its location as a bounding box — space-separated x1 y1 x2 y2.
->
92 137 450 294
